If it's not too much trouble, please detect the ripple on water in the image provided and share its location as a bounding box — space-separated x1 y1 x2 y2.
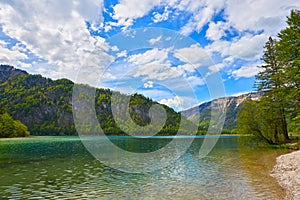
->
0 136 289 199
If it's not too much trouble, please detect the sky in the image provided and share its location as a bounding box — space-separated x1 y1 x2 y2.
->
0 0 299 111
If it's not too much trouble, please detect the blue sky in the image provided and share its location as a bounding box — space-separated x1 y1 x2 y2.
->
0 0 299 111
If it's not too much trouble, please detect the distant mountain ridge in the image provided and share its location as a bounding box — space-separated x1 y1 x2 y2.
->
0 65 28 82
0 64 262 135
181 92 263 133
0 64 186 136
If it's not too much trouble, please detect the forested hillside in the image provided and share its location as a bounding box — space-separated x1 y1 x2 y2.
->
0 65 188 136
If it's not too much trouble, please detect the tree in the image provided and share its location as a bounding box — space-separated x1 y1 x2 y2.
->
236 99 288 144
237 10 300 144
255 37 281 91
277 10 300 91
14 120 30 137
255 37 289 141
276 10 300 132
0 112 29 138
0 112 15 138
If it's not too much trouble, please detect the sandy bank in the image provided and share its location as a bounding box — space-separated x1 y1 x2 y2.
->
271 150 300 200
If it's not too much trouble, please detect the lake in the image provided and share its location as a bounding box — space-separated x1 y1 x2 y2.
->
0 136 290 199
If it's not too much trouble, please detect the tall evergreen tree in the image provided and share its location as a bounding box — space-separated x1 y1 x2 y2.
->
237 10 300 144
255 37 280 91
255 37 289 141
277 10 300 129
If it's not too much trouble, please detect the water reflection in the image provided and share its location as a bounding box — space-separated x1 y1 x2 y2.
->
0 136 289 199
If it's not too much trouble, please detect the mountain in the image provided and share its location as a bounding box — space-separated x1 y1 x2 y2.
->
0 64 262 136
0 65 190 136
181 92 263 133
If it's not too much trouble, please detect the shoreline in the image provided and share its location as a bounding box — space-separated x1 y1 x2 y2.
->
271 150 300 200
0 134 241 139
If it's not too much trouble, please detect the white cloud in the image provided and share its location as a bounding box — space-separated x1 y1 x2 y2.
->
109 0 224 34
152 6 171 23
206 33 267 60
179 0 225 35
110 0 163 28
0 0 115 84
205 39 230 57
128 48 181 80
1 0 299 88
224 0 299 35
229 34 267 60
208 63 225 73
144 81 154 88
177 63 196 73
206 21 228 41
185 76 205 87
159 96 184 110
0 41 31 69
149 36 162 45
111 45 119 52
107 0 299 39
174 44 211 67
0 41 28 62
135 63 180 81
125 46 211 86
231 63 263 79
202 0 299 77
128 48 168 66
117 50 127 58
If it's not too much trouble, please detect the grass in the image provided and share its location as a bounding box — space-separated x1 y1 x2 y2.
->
269 137 300 150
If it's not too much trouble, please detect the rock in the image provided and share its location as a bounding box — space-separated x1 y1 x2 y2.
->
271 150 300 200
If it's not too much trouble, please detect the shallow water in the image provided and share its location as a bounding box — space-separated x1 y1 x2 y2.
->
0 136 290 199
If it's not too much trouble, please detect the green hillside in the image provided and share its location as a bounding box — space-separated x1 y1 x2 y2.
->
0 65 192 136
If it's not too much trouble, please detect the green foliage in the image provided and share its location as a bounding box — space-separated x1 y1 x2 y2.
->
288 115 300 135
276 10 300 122
14 120 30 137
236 99 288 144
0 65 193 136
0 112 29 138
237 10 300 144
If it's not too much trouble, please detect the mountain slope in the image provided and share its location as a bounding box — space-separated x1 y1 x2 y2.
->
0 65 187 136
181 92 263 133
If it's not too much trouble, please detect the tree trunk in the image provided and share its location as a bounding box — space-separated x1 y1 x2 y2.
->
280 107 289 141
274 125 279 144
254 128 274 144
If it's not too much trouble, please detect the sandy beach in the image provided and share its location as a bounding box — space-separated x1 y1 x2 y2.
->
271 150 300 200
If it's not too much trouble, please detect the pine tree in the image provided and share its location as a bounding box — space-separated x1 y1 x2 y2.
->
277 10 300 131
237 10 300 144
255 37 289 142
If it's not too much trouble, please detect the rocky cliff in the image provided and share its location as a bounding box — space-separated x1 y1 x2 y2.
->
181 92 263 133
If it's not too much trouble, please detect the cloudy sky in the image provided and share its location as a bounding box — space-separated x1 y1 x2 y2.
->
0 0 299 110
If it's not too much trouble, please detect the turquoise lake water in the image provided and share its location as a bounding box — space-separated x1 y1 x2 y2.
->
0 136 290 199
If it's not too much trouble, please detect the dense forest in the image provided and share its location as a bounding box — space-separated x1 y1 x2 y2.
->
0 108 29 138
236 10 300 144
0 65 194 137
